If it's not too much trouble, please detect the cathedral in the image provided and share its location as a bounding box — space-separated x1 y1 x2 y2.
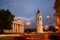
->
4 9 44 33
4 19 24 33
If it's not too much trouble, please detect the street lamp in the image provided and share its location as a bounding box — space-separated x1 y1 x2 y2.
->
47 14 52 26
26 21 31 27
55 26 59 32
47 15 50 18
44 25 48 31
26 21 31 33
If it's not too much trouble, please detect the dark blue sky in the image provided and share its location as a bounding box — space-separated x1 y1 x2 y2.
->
0 0 56 28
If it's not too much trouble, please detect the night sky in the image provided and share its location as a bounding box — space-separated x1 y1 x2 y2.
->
0 0 56 28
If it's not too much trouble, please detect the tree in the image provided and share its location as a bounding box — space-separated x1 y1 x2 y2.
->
0 9 14 33
49 25 56 32
24 28 36 33
24 28 33 33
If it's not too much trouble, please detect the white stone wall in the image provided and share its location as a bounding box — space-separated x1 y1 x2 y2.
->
36 11 43 33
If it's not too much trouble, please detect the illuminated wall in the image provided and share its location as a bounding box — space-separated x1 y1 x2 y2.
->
4 19 24 33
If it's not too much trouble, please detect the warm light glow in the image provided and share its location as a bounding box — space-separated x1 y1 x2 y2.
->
47 15 50 18
26 21 31 26
55 26 59 29
44 25 48 30
45 25 48 28
0 34 20 37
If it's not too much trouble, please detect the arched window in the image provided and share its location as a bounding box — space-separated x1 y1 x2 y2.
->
40 18 41 20
38 18 39 20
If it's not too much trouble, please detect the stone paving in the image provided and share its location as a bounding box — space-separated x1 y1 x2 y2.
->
0 33 60 40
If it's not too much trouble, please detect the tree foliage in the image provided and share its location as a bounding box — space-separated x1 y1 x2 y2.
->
24 28 36 33
49 25 56 32
0 9 14 31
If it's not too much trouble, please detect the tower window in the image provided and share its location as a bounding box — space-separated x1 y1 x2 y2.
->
38 18 39 20
40 18 41 20
38 22 39 24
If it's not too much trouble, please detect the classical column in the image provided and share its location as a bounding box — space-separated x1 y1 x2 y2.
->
16 24 17 33
13 23 14 33
14 23 16 33
17 24 18 33
18 24 20 33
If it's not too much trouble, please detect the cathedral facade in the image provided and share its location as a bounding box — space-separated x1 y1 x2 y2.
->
4 19 24 33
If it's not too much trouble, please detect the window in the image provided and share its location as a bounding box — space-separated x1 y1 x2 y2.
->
38 18 39 20
40 18 41 20
38 22 39 24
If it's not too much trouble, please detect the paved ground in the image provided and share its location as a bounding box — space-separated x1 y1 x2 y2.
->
0 33 60 40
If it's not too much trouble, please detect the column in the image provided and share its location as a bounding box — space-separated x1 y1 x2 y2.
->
16 24 17 33
18 24 20 33
17 24 18 33
14 23 16 33
13 23 14 33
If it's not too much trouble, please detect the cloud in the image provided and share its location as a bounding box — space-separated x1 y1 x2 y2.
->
14 16 36 21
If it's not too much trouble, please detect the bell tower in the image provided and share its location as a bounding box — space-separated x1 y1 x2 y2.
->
36 9 43 33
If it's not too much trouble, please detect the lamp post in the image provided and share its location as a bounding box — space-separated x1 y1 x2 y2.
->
26 21 31 27
45 25 48 31
47 14 52 26
47 15 50 18
26 21 31 33
55 26 59 32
